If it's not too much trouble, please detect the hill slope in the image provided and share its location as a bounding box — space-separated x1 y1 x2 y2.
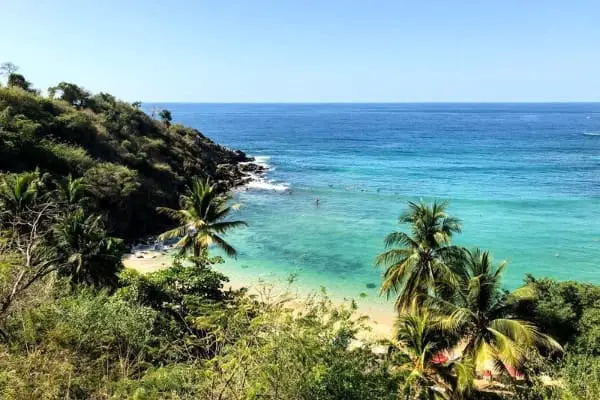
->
0 81 255 239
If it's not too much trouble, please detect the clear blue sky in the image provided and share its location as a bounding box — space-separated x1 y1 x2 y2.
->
2 0 599 102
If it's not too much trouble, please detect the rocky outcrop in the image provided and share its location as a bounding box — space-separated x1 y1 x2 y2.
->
216 158 267 190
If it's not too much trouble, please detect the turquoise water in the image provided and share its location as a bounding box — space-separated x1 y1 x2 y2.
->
152 103 600 305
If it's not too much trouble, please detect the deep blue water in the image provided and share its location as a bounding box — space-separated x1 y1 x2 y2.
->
149 103 600 302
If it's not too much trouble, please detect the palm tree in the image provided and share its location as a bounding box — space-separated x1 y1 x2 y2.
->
56 174 88 206
0 170 44 217
54 208 124 288
391 302 473 399
437 249 561 378
375 201 464 311
157 178 247 259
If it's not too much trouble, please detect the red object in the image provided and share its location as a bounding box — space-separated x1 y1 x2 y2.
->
505 365 524 379
482 370 493 377
431 352 449 364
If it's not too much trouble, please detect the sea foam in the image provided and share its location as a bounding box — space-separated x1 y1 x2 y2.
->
243 155 289 191
245 177 289 191
253 155 272 167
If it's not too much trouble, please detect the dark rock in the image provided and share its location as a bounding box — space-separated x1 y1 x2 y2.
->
233 150 250 162
239 163 266 174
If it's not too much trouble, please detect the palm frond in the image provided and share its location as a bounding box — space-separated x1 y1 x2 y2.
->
380 256 416 296
210 234 238 258
156 206 188 223
490 318 538 347
438 307 473 333
492 318 562 353
210 204 234 221
174 234 192 255
442 358 474 396
383 231 418 248
374 248 412 267
508 284 536 302
157 225 187 241
208 220 248 234
487 327 524 368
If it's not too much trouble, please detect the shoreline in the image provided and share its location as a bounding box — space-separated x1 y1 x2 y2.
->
124 155 396 340
123 251 396 340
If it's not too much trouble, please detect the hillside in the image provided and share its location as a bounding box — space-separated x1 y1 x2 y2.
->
0 79 256 239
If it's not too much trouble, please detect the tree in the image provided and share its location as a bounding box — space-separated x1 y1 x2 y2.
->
82 163 141 235
157 178 246 260
48 82 92 109
158 109 172 127
375 201 463 311
0 172 58 320
0 170 45 217
83 163 140 206
390 302 473 399
517 276 600 355
53 208 124 288
7 73 33 91
0 62 19 76
437 249 562 378
56 174 88 207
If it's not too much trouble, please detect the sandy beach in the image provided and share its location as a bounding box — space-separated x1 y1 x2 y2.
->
123 251 396 341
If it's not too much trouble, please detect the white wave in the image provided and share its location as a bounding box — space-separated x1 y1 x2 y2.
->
583 131 600 136
245 177 289 191
252 155 272 168
239 155 290 192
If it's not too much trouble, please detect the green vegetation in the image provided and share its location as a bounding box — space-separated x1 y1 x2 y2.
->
437 249 561 377
0 67 250 240
0 68 598 399
376 202 599 399
375 201 463 311
157 178 247 260
390 303 474 399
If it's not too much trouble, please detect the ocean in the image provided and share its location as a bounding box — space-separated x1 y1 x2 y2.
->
150 103 600 311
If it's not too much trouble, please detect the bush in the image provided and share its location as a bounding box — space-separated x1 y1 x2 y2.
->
197 294 398 400
0 348 77 400
112 365 207 399
518 276 600 354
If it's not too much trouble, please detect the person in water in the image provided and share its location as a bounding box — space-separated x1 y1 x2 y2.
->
315 197 320 207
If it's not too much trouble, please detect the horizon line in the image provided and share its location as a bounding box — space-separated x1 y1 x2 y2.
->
142 101 600 105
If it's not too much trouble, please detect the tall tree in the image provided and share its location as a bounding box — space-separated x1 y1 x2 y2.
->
375 201 463 311
56 174 88 207
158 109 172 127
0 171 58 319
0 170 46 218
6 73 33 91
157 178 246 260
437 249 562 377
48 82 92 109
391 302 473 399
0 62 18 76
53 208 124 288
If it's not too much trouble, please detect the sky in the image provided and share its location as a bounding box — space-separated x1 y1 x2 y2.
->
1 0 599 102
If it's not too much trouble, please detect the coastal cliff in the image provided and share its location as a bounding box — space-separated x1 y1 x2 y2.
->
0 81 259 239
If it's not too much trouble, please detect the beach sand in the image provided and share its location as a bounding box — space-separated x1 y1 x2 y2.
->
123 252 395 341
